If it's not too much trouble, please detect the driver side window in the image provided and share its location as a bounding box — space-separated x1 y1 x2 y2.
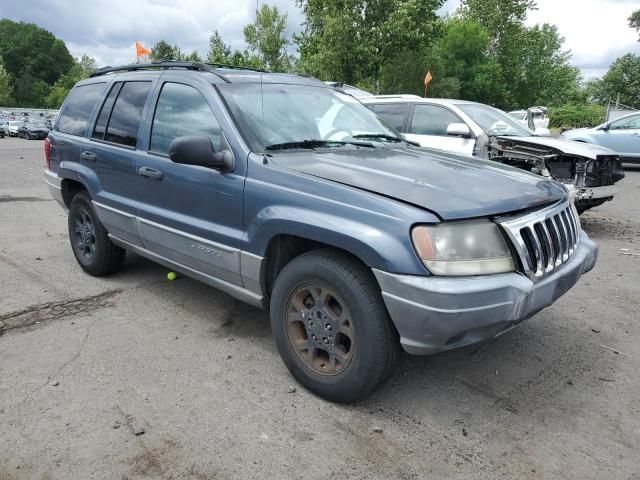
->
150 82 222 155
410 104 463 136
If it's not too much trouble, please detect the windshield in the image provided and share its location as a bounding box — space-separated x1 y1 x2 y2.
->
218 83 401 151
457 103 533 137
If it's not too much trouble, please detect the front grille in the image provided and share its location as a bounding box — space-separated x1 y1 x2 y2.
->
499 201 580 281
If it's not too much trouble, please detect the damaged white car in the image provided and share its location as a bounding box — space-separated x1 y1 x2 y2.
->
361 96 625 213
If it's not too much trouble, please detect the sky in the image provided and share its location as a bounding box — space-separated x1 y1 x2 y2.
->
2 0 639 80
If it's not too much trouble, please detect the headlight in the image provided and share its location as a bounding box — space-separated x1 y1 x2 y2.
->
411 221 515 276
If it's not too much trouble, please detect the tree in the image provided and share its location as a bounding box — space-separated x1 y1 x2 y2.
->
0 19 74 106
588 54 640 109
150 40 179 61
207 31 232 63
295 0 444 89
45 54 97 108
0 60 13 105
422 18 504 103
244 4 290 71
458 0 579 109
630 9 640 41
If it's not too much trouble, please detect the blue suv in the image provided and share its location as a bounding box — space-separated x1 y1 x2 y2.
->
44 62 598 402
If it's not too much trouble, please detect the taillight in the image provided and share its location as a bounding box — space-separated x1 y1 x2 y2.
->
44 137 51 170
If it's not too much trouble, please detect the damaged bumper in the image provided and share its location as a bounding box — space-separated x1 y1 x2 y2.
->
374 231 598 355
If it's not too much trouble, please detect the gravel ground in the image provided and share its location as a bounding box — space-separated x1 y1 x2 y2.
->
0 137 639 480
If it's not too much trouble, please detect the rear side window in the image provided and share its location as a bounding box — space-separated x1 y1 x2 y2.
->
103 82 151 147
57 83 105 136
150 82 222 155
92 82 122 140
371 103 409 131
410 104 463 136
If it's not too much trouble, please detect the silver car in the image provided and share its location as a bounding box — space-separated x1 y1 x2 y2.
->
561 112 640 165
361 96 625 213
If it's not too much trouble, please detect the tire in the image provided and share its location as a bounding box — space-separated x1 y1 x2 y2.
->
270 249 400 402
68 191 125 276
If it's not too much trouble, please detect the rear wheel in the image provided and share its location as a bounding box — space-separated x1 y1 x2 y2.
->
270 249 400 402
68 191 125 276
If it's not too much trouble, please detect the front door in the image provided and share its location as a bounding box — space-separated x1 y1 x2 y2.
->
135 80 245 286
598 114 640 158
404 103 476 156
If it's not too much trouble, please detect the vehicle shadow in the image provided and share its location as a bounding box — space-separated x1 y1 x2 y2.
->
119 253 607 420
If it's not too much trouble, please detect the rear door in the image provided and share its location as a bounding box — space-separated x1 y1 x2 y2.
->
134 77 245 286
405 103 476 155
85 79 154 246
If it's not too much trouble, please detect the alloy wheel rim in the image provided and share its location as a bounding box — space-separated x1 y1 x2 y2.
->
73 208 96 261
285 283 355 376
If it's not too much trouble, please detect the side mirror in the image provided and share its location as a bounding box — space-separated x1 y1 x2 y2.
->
597 123 610 131
169 136 234 172
446 123 471 137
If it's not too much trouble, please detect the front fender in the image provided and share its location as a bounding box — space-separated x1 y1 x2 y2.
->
245 205 427 274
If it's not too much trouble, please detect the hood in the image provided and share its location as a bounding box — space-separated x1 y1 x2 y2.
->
500 135 615 158
270 146 566 220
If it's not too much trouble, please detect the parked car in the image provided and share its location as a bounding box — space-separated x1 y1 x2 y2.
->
562 111 640 165
361 96 625 213
18 121 49 140
45 62 598 402
509 109 550 134
0 120 7 138
8 120 24 137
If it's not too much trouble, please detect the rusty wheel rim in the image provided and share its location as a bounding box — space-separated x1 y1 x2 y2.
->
285 283 355 376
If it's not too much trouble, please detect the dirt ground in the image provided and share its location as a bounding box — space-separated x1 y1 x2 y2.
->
1 137 638 480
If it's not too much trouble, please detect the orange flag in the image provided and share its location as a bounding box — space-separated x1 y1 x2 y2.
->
136 41 152 57
424 71 433 97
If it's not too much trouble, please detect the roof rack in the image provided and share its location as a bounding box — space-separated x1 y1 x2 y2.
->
90 61 235 83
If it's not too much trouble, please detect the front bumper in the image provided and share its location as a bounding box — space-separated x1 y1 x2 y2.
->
374 231 598 355
575 184 616 201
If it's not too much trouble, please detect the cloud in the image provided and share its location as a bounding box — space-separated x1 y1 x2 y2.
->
2 0 304 66
2 0 638 79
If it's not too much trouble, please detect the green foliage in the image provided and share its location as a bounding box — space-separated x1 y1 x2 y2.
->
150 40 180 61
0 60 13 105
548 104 605 129
423 18 504 103
295 0 444 89
630 9 640 41
456 0 580 110
586 54 640 109
207 31 232 63
45 54 97 108
243 5 291 71
0 19 74 107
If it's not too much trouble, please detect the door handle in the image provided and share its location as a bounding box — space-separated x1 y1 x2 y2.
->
138 166 164 180
80 151 97 162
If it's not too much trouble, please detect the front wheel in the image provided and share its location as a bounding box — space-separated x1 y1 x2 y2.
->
270 249 400 402
68 191 125 276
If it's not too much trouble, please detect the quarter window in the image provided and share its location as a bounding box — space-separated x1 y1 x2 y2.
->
103 82 151 147
371 103 409 131
57 83 105 136
410 104 463 136
150 83 223 155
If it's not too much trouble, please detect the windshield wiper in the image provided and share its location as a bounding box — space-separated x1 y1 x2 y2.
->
265 139 373 151
352 133 403 143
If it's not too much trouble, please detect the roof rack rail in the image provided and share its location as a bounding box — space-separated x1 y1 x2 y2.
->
89 61 232 83
206 62 266 73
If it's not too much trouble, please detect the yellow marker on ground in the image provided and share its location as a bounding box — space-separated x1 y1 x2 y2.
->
167 271 177 281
